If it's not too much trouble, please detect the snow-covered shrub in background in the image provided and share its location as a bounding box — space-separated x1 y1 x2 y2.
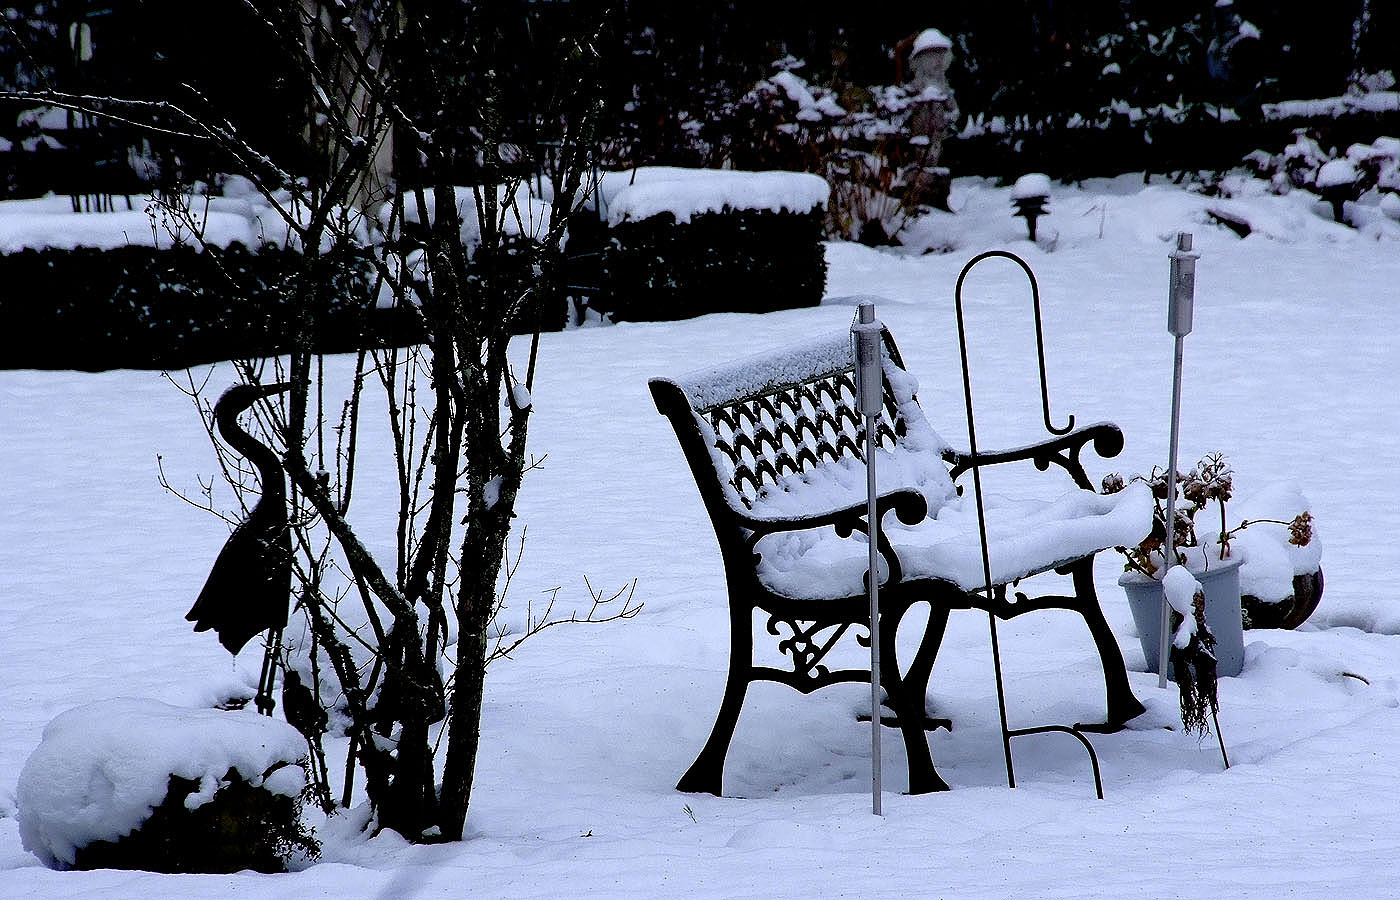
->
1244 130 1400 224
17 699 317 872
717 60 955 245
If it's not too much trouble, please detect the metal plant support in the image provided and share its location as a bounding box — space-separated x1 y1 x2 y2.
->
852 301 885 816
953 251 1104 799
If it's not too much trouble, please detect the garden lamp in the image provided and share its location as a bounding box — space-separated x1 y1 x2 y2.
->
1160 232 1198 688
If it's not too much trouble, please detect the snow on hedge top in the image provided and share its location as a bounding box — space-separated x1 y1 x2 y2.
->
763 71 848 122
380 182 555 250
605 167 828 226
0 191 297 254
16 699 307 868
1264 92 1400 120
0 176 377 254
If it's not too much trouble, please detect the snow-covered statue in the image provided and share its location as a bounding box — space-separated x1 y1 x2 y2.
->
894 28 960 212
902 28 960 164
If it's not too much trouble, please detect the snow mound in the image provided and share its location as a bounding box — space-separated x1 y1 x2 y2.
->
16 699 307 869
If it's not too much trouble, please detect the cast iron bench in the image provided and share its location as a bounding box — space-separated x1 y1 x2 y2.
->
650 326 1151 795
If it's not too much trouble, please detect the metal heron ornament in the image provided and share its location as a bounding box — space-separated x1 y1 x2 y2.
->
185 382 295 713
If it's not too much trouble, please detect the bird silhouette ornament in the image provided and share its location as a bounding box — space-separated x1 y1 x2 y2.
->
186 382 295 655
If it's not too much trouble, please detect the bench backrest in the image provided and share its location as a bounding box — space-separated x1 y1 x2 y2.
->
650 328 951 552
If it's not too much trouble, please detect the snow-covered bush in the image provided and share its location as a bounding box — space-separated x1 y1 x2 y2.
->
716 60 956 244
1244 130 1400 223
17 699 318 872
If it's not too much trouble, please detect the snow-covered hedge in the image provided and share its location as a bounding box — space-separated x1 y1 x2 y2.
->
17 699 317 873
0 244 402 370
591 169 827 322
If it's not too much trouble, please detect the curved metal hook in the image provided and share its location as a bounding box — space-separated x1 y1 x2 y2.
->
954 250 1075 437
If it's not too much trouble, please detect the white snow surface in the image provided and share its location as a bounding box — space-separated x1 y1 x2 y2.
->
606 168 828 226
663 330 858 412
15 699 307 869
4 172 1400 897
1315 158 1359 189
1263 91 1400 119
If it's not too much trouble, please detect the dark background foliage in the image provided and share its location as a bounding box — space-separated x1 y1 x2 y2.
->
5 0 1396 196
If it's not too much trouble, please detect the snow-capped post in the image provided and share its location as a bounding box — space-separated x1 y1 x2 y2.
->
852 300 885 816
1012 174 1052 242
1160 232 1199 688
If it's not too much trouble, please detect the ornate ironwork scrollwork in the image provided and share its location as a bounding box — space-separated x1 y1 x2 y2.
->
766 616 867 685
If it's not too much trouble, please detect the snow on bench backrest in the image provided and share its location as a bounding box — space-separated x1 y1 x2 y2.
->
657 330 954 516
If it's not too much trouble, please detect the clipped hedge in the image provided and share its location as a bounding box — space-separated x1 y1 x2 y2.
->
0 244 405 371
0 236 565 372
595 206 827 322
946 107 1400 182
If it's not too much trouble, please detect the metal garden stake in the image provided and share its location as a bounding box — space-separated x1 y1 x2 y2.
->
852 301 885 816
1160 232 1199 688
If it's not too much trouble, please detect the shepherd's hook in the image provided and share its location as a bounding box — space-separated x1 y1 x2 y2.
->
954 251 1074 437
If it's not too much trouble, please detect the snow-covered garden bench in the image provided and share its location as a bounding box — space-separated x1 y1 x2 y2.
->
650 327 1152 795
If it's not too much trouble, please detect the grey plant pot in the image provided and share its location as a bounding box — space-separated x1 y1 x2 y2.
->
1120 556 1244 678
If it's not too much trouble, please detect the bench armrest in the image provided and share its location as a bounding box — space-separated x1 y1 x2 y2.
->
734 488 929 539
942 422 1125 491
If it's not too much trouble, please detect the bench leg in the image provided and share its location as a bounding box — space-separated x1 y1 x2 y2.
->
882 601 951 794
1070 562 1147 728
677 603 753 795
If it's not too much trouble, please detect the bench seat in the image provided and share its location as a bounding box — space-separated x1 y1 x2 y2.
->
756 481 1152 601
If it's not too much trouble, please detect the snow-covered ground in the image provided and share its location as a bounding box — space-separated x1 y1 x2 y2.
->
2 174 1399 897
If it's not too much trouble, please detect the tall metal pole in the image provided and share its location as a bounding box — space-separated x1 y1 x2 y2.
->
853 301 884 816
1160 233 1198 688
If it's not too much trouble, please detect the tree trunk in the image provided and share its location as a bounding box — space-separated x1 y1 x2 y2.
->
438 512 510 839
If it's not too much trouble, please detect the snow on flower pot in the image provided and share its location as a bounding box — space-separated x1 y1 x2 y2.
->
1121 555 1244 678
1233 483 1324 630
1243 568 1324 630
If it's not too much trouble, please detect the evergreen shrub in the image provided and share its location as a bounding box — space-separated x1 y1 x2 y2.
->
596 206 826 322
71 765 319 874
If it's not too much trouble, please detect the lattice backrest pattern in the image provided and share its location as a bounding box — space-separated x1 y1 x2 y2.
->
697 364 903 509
